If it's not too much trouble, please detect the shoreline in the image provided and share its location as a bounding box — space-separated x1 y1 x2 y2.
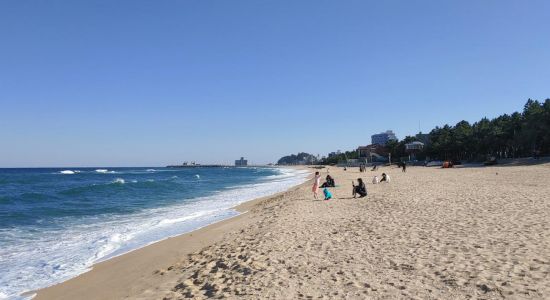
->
29 163 550 299
32 167 312 300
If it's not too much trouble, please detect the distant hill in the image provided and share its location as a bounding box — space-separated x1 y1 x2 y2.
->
277 152 317 165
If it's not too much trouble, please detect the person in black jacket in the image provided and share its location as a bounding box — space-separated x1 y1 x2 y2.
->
352 178 367 198
321 175 335 188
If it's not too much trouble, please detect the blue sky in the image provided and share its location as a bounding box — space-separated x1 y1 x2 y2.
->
1 1 549 167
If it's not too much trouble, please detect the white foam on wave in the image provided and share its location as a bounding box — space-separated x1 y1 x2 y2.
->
156 210 215 227
93 233 134 260
0 167 309 299
59 170 75 175
96 169 117 174
112 178 125 184
146 169 156 172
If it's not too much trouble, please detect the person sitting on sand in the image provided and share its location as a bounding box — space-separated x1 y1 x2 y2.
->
352 178 367 198
372 176 379 184
312 172 321 199
323 188 332 200
380 173 391 183
321 175 335 188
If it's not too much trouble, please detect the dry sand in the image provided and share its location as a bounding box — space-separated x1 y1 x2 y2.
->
36 164 550 299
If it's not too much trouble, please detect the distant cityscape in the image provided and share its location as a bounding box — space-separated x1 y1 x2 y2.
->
277 129 432 166
324 130 422 166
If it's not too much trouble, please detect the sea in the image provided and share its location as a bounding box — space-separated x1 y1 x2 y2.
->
0 167 308 299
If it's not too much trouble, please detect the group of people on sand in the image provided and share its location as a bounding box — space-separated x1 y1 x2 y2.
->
312 170 391 200
312 172 334 200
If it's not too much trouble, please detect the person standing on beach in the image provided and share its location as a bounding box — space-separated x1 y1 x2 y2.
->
312 171 321 199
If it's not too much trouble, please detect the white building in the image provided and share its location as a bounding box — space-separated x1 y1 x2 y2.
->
405 141 424 151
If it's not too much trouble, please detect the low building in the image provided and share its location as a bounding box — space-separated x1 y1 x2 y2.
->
405 141 425 161
235 157 248 166
357 144 388 157
357 144 389 163
371 130 397 146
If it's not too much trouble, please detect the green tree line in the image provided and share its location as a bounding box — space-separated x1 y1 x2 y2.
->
319 99 549 164
420 99 550 161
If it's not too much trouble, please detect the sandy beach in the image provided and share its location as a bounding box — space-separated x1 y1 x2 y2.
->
35 163 550 299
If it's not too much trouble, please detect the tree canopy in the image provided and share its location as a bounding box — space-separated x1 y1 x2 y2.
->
423 99 550 161
317 98 550 164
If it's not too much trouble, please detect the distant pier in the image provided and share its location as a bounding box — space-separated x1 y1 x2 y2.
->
166 164 274 168
166 164 229 168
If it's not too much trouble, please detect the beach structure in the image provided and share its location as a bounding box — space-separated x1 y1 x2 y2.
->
405 141 425 161
235 157 248 166
357 144 389 163
371 130 397 146
405 141 424 151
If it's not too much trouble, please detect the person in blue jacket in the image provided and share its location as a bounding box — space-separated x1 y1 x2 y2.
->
323 188 333 200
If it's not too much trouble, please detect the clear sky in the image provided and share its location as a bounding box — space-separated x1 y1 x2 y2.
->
1 1 549 167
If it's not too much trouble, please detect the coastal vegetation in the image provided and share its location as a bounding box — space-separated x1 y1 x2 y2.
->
278 99 550 165
390 98 550 162
277 153 318 165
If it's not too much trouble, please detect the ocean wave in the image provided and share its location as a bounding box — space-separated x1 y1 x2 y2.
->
60 170 76 175
93 233 133 260
18 193 53 203
156 210 215 226
0 196 14 205
59 180 130 196
112 178 125 184
58 178 176 198
95 169 117 174
0 167 309 299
